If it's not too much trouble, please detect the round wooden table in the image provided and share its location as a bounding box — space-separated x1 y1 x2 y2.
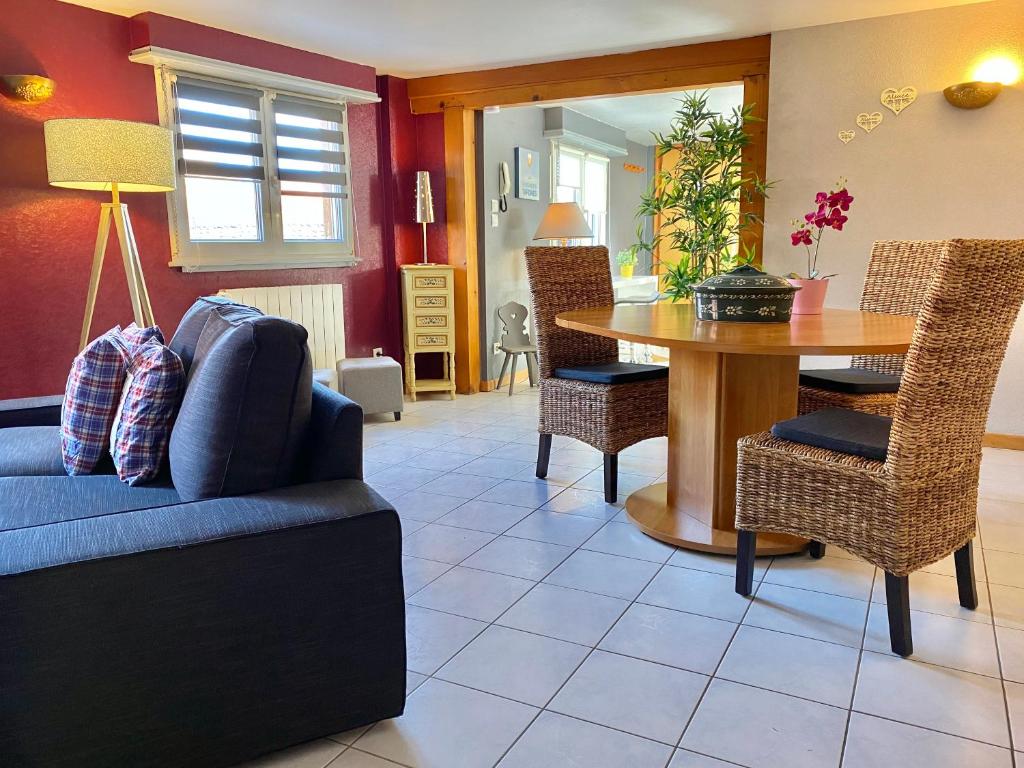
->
556 304 917 556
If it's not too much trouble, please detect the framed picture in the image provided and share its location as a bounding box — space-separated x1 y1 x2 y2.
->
514 146 540 201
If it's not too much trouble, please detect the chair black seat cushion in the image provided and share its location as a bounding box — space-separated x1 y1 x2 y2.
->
553 362 668 385
799 367 901 394
771 407 892 461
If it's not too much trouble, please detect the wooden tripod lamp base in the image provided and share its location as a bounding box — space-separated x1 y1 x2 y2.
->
80 185 156 351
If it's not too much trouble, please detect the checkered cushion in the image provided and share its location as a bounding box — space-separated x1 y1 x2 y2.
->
60 325 164 475
108 335 185 486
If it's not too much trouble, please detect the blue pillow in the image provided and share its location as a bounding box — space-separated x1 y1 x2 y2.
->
169 310 312 500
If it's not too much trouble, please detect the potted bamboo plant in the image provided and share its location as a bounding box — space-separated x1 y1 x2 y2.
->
635 91 771 300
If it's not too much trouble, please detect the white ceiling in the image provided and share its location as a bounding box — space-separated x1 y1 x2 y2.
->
66 0 989 77
550 86 746 146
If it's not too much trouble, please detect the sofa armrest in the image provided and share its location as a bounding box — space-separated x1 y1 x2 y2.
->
0 479 391 576
0 479 405 766
0 395 63 429
303 381 363 482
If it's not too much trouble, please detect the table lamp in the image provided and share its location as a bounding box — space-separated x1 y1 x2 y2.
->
533 202 593 245
44 118 175 351
414 170 435 264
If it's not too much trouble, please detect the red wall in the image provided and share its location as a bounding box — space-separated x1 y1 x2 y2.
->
0 1 445 398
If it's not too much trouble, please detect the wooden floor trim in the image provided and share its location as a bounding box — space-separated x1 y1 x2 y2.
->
984 433 1024 450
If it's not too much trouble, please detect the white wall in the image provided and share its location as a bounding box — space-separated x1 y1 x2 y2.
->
764 0 1024 435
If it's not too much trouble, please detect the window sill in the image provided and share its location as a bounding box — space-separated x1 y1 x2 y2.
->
169 256 359 273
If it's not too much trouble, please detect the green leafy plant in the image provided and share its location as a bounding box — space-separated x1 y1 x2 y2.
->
615 247 639 267
635 91 771 301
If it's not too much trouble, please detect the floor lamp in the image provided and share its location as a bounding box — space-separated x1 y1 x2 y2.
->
44 119 176 351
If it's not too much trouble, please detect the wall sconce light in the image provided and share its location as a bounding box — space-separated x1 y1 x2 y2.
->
944 56 1020 109
0 74 56 104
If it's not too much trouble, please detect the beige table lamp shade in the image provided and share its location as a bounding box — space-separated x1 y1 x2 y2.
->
533 202 593 241
44 118 175 192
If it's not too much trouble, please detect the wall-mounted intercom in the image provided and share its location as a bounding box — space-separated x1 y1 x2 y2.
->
497 161 510 212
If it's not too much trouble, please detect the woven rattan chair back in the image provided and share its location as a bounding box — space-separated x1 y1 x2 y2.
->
524 246 619 378
851 240 948 376
887 240 1024 487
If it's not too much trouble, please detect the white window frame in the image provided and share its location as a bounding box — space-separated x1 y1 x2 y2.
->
134 47 379 273
550 141 610 247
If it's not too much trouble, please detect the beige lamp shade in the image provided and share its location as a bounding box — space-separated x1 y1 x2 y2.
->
533 202 593 241
44 118 175 192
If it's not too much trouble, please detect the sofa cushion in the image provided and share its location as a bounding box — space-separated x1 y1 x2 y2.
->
169 310 312 501
0 426 117 478
0 426 67 477
799 367 901 394
553 362 668 385
771 407 892 461
168 296 261 374
0 474 179 532
109 337 186 486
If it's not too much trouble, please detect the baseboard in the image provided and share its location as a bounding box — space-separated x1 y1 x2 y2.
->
480 368 533 392
984 433 1024 450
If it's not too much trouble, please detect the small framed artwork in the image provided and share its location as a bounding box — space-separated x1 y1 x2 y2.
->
514 146 540 201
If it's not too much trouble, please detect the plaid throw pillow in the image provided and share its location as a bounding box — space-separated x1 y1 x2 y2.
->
109 335 185 486
61 325 165 475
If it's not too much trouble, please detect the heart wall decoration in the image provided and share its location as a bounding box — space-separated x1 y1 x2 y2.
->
838 130 855 144
856 112 883 133
881 86 918 115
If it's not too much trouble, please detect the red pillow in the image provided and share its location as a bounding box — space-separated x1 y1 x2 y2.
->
61 327 124 475
108 335 185 486
61 325 165 475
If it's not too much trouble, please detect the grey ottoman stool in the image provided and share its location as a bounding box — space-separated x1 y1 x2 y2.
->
338 356 404 421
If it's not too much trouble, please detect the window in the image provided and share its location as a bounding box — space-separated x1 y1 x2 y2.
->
553 143 609 246
164 73 354 271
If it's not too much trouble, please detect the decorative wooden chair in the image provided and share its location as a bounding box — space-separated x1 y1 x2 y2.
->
735 239 1024 657
524 246 668 503
798 240 947 417
495 301 539 396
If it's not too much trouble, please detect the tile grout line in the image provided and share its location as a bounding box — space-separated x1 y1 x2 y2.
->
837 563 876 767
485 541 678 768
671 556 768 763
983 541 1018 766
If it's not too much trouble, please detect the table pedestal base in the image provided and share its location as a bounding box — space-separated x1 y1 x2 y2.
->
626 483 807 556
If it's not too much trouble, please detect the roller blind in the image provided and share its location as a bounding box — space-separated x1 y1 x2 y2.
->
273 95 348 199
173 77 265 181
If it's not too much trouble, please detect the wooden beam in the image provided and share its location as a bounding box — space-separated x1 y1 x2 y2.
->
408 36 771 114
740 72 769 267
443 105 481 394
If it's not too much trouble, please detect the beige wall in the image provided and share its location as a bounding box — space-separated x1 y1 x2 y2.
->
764 0 1024 435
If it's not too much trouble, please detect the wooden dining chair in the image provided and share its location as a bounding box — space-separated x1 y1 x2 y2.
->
734 239 1024 657
798 240 947 417
495 301 539 396
524 246 668 502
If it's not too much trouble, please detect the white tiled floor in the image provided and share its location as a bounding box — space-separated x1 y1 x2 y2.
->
240 386 1024 768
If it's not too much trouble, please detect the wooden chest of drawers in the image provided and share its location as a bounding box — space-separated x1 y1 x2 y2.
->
400 264 456 400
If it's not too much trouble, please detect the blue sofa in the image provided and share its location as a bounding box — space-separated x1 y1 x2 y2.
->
0 301 406 767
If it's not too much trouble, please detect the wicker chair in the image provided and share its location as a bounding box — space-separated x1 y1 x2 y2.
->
735 239 1024 657
524 246 668 502
798 240 947 417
